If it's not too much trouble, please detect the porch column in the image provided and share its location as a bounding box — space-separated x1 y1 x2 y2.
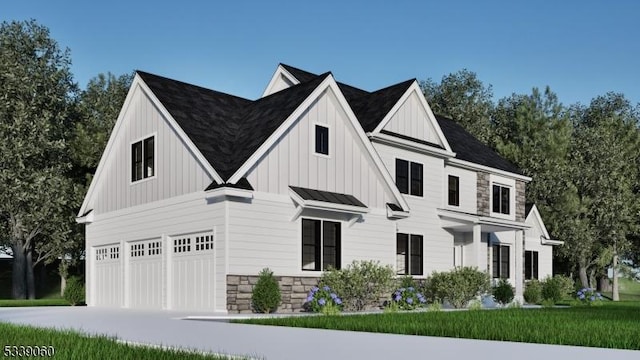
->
472 224 482 268
514 230 524 302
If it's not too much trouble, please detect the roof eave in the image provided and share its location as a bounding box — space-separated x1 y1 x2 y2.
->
447 158 531 182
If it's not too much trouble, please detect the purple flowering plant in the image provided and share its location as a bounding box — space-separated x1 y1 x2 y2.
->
306 285 343 315
391 287 427 310
576 287 604 306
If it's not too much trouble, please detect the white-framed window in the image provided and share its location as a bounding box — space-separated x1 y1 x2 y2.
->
448 175 460 206
302 218 341 271
396 233 423 275
396 158 423 197
314 124 330 156
131 135 155 182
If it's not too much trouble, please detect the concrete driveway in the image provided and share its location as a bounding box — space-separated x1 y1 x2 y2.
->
0 307 638 360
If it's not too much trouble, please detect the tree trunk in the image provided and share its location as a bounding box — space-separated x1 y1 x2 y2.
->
59 260 69 297
11 244 27 299
612 252 620 301
578 264 589 289
26 244 36 300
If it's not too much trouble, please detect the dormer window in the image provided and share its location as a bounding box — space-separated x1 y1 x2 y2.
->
315 125 329 155
132 135 155 182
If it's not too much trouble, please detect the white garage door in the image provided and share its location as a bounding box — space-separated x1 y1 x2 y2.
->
170 232 215 310
93 245 122 307
128 239 163 309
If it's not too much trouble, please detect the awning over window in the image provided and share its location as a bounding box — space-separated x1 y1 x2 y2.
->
289 186 368 212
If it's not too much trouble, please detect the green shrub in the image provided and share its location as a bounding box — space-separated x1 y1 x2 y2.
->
398 275 417 289
553 274 575 299
541 276 563 303
423 267 490 308
251 268 281 313
523 280 542 304
468 299 482 311
305 285 343 314
492 279 514 305
320 260 394 311
391 286 427 310
426 301 442 312
63 276 85 306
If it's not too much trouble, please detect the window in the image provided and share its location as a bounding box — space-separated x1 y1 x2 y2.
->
396 159 423 196
131 243 145 257
109 246 120 260
492 244 510 279
525 250 539 280
131 135 155 182
492 184 510 214
396 233 423 275
96 248 108 261
448 175 459 206
195 235 214 251
148 241 162 256
315 125 329 155
302 219 341 271
173 237 191 253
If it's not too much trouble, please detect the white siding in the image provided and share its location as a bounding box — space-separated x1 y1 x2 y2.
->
92 85 213 215
382 90 444 147
373 142 453 275
246 88 394 209
444 165 477 213
85 192 227 312
525 215 554 280
489 232 518 286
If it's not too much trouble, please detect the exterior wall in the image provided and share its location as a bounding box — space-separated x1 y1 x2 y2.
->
85 191 227 312
476 172 490 216
267 73 296 95
373 142 454 275
226 192 395 277
444 165 477 214
226 275 319 313
245 88 395 209
489 231 519 287
382 90 444 147
516 181 526 222
525 214 554 280
91 85 213 215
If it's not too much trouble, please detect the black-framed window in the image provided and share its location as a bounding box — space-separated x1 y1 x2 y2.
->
492 184 510 214
396 233 423 275
396 159 423 196
131 135 154 182
492 244 510 279
525 250 539 280
448 175 459 206
302 219 341 271
315 125 329 155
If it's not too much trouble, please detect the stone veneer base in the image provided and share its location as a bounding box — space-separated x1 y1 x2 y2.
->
226 275 320 313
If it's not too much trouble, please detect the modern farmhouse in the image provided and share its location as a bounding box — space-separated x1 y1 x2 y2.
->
77 64 562 312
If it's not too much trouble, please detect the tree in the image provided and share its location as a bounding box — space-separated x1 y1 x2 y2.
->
0 20 78 299
421 69 494 143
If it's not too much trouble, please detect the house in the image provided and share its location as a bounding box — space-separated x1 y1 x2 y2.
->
76 64 562 312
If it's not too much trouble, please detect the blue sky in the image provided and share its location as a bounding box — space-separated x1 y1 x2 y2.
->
4 1 640 106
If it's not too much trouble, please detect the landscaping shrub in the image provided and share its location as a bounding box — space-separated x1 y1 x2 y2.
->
493 279 514 305
391 286 427 310
251 268 281 313
305 285 342 315
575 287 604 306
63 276 85 306
541 276 563 303
320 260 394 311
554 274 575 298
423 267 490 308
523 280 542 304
398 275 417 289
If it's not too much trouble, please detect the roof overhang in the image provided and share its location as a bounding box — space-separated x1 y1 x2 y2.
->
387 206 410 219
289 188 369 215
541 236 564 246
446 158 532 182
368 132 455 159
75 210 94 224
205 187 254 200
437 208 530 232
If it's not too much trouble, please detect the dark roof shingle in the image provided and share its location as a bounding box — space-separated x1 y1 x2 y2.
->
290 186 367 208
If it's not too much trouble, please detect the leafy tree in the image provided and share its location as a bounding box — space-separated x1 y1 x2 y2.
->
421 69 494 143
0 20 78 299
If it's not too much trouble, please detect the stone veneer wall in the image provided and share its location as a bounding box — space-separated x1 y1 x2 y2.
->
476 172 490 216
227 275 319 313
515 180 526 222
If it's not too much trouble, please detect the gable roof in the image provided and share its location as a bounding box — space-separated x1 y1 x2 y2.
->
138 70 328 181
435 115 523 175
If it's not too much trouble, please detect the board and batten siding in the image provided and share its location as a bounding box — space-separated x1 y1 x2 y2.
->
85 192 227 312
373 142 453 275
444 165 477 214
382 90 444 147
245 88 394 210
92 85 213 215
524 216 554 280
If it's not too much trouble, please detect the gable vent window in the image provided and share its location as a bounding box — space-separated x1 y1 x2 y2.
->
315 125 329 155
396 159 423 197
492 184 510 215
131 135 155 182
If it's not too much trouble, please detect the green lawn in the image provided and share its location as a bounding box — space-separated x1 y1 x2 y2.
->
0 299 70 307
0 322 244 359
236 302 640 350
603 278 640 301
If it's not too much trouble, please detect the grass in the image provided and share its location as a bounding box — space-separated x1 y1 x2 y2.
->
236 302 640 350
0 298 70 307
0 322 244 359
603 278 640 301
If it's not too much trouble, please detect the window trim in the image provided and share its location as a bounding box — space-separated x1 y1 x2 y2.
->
525 250 539 280
130 133 157 184
448 175 460 206
301 218 341 272
395 158 424 197
396 232 424 276
313 123 330 158
492 244 510 279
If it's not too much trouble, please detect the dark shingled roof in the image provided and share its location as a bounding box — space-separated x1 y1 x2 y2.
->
290 186 367 208
380 130 444 149
205 178 254 191
435 115 524 175
525 203 534 217
138 70 328 181
386 203 404 212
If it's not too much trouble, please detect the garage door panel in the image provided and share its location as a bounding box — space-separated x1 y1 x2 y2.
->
93 245 122 307
128 239 163 309
171 232 215 310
